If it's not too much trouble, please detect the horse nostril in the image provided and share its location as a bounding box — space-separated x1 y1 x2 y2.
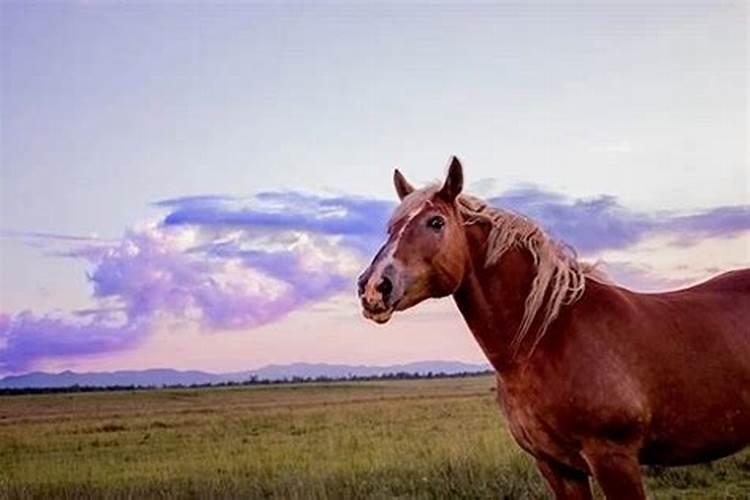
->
376 277 393 298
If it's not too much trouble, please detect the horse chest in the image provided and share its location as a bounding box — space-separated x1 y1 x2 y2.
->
495 380 586 470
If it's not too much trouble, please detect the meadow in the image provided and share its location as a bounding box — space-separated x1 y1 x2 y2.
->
0 376 748 499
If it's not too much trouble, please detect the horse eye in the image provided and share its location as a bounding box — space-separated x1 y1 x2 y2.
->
427 216 445 231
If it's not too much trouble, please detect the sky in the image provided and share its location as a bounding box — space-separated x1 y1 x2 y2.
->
0 1 747 375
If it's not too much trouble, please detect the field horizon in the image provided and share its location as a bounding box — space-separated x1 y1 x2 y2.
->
1 375 748 499
0 360 490 390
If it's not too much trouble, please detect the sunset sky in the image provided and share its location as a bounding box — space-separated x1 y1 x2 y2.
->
1 1 747 375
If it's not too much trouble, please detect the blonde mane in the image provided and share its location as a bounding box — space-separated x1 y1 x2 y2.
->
388 187 603 355
457 194 602 355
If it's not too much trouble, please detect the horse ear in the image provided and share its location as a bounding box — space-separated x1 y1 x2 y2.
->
439 156 463 202
393 169 415 200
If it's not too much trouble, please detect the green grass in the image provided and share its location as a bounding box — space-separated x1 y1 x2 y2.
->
0 376 747 499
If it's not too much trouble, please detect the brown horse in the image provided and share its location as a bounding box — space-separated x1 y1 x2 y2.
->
357 157 750 499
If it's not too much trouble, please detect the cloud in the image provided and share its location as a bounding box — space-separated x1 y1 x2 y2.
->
157 191 397 258
664 205 750 243
1 184 747 373
156 186 748 258
2 207 364 372
489 187 653 253
86 225 360 325
160 191 393 238
488 185 750 254
0 311 148 373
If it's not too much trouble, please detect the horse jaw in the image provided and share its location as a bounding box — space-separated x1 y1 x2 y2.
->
362 307 394 324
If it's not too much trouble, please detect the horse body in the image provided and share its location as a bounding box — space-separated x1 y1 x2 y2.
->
488 269 750 466
359 157 750 498
459 223 750 497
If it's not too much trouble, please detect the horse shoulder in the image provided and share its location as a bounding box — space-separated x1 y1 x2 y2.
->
521 284 650 433
495 285 650 469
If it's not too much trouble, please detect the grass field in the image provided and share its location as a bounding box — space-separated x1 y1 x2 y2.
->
0 375 748 499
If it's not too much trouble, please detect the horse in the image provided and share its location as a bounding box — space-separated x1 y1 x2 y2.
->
357 156 750 499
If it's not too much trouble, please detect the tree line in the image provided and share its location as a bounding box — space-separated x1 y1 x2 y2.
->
0 369 494 396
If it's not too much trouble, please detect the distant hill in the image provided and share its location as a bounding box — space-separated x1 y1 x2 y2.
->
0 369 223 389
0 361 490 389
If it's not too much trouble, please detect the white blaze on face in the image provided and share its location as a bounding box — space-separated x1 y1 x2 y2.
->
362 200 432 309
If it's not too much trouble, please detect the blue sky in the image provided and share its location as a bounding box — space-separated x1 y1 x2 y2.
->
0 1 747 374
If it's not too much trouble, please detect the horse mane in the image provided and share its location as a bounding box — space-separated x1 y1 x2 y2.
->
456 194 604 356
389 186 604 355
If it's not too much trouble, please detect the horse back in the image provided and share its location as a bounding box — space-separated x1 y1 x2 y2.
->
661 268 750 295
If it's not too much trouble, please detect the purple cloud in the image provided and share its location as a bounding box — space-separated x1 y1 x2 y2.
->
82 227 354 330
0 311 148 373
489 185 749 254
2 220 357 372
159 191 394 254
2 184 747 373
158 186 748 256
665 205 750 242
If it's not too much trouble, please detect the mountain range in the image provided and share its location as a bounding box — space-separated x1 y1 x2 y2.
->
0 361 491 389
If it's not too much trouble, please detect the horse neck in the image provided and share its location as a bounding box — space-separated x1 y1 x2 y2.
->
452 221 538 372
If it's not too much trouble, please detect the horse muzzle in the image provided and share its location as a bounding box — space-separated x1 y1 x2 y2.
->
357 265 403 324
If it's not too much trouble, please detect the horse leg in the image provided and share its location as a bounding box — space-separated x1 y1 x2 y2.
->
535 459 593 500
582 447 646 500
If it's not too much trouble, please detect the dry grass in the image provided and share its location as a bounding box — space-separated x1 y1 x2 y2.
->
0 376 747 499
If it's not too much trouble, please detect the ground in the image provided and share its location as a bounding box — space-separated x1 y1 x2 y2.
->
0 376 748 499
